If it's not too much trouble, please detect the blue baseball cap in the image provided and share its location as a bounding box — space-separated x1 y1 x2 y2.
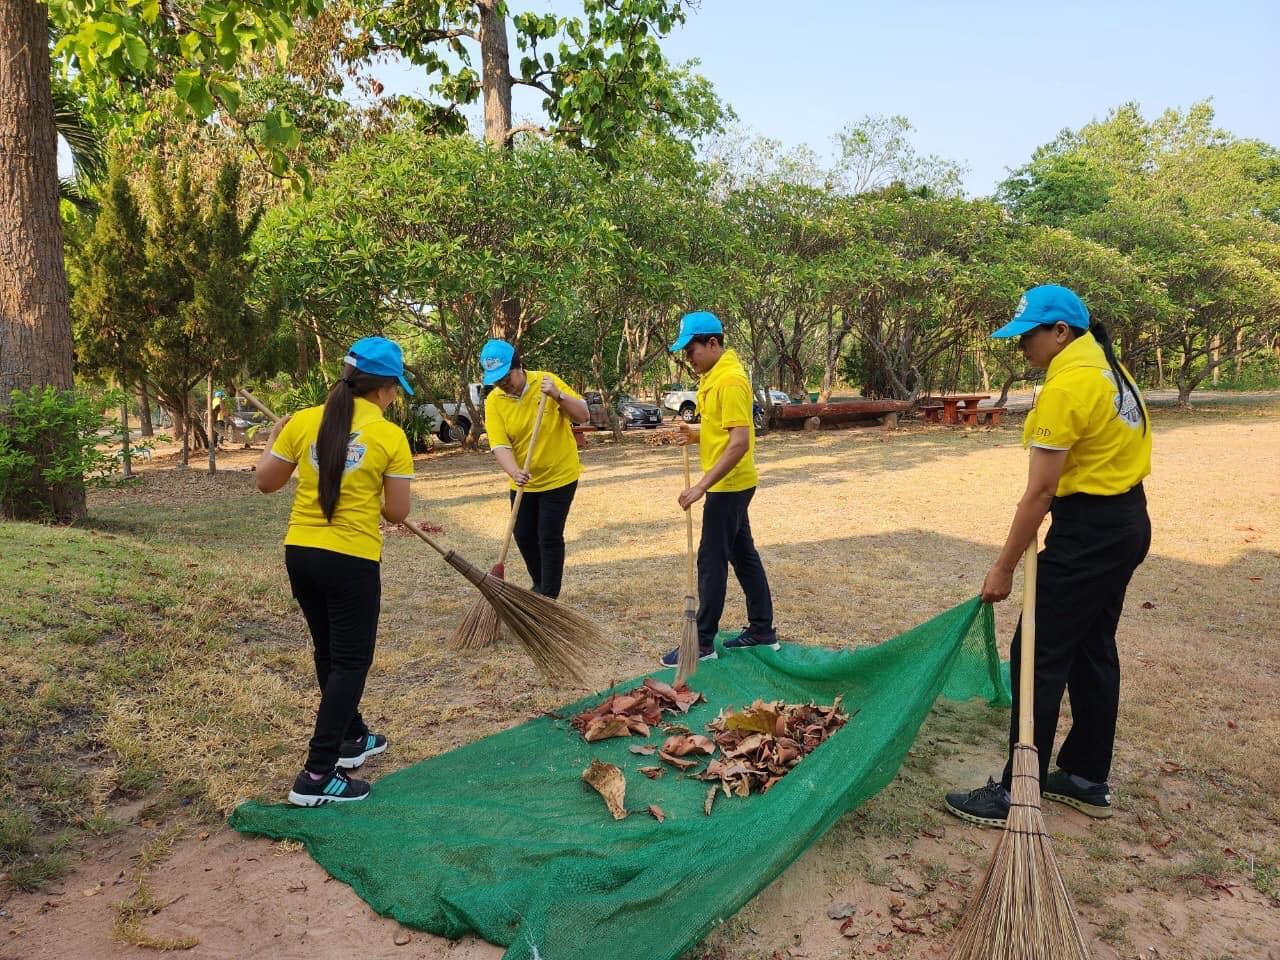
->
669 311 723 352
479 339 516 386
992 285 1091 339
345 336 414 395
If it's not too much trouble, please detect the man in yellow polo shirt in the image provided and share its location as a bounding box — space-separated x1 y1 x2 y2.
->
480 339 589 599
661 311 777 668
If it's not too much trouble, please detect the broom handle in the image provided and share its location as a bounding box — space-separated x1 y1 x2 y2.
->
497 391 550 566
682 444 695 594
1017 537 1038 745
404 519 449 559
238 387 279 423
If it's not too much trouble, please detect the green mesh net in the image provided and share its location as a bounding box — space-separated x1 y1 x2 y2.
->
231 597 1009 960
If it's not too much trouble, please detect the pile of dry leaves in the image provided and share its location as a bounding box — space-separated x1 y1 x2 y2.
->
578 695 849 820
698 698 849 809
570 678 705 742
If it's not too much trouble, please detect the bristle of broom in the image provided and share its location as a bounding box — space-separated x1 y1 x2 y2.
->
449 563 505 651
675 595 699 683
948 744 1090 960
443 551 609 684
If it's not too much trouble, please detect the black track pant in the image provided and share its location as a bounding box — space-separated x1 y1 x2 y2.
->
285 546 380 774
1001 483 1151 789
509 480 577 599
697 487 774 646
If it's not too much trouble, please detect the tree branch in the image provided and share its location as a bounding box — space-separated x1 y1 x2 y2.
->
507 122 551 140
511 76 556 99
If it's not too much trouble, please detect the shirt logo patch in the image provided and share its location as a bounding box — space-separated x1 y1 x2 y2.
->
308 431 368 473
1102 371 1143 428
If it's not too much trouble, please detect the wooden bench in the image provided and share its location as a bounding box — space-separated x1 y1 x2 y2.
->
571 425 597 449
957 406 1008 427
918 403 945 424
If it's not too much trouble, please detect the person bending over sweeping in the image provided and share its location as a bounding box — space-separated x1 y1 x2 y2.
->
480 339 589 600
945 285 1152 828
255 336 417 807
660 311 778 668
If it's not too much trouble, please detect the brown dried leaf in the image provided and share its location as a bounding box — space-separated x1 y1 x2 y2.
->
648 804 666 823
582 760 628 820
638 766 664 779
1159 760 1184 774
584 716 633 742
891 917 923 934
661 734 717 757
629 744 656 755
658 751 698 771
704 785 718 815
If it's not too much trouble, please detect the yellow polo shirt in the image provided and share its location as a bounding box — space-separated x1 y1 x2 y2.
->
696 348 758 493
1023 332 1152 497
484 371 583 493
271 397 415 561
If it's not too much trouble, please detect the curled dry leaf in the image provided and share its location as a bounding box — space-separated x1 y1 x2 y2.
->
660 734 717 757
629 744 657 755
581 760 628 821
704 785 718 816
571 680 705 742
583 716 632 742
701 697 849 798
638 766 664 779
658 751 698 771
648 804 666 823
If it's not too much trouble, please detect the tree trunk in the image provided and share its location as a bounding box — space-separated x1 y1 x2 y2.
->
478 0 521 338
478 0 514 148
119 375 132 479
1155 346 1164 387
294 316 311 378
180 395 190 467
0 1 84 519
1235 330 1243 376
1211 334 1221 386
975 342 990 391
138 381 154 437
206 373 216 474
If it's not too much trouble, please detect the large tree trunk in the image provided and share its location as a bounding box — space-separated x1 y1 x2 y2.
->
477 0 521 338
478 0 513 148
0 2 84 519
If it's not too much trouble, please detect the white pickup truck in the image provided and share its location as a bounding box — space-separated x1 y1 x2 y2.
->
662 386 791 428
415 383 488 442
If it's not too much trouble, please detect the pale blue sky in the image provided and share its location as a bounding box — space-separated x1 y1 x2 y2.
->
61 2 1278 196
367 0 1280 196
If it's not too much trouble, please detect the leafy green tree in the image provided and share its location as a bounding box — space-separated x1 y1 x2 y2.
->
70 163 151 476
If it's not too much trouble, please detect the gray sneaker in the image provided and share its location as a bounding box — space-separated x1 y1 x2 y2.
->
1043 769 1113 818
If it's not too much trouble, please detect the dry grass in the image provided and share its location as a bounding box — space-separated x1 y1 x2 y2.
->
2 396 1278 957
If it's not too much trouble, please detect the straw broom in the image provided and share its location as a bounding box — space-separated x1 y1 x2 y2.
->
949 538 1090 960
450 392 549 650
244 385 607 682
405 520 608 685
675 443 700 683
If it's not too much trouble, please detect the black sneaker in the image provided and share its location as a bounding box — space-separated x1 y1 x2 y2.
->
723 626 781 651
337 733 388 770
287 768 371 807
944 777 1010 828
659 644 717 668
1043 768 1113 818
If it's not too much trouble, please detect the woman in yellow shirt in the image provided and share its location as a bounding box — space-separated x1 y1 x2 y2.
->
255 337 416 807
945 286 1152 828
479 339 589 599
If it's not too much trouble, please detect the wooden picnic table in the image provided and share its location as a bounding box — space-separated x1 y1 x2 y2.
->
919 394 991 425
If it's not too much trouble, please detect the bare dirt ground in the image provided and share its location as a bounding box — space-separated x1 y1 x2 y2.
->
4 398 1278 960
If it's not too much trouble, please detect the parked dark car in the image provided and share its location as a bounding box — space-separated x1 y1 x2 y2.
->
584 392 664 429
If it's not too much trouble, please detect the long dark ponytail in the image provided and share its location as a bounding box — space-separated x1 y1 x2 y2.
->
316 363 398 521
1088 319 1148 435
